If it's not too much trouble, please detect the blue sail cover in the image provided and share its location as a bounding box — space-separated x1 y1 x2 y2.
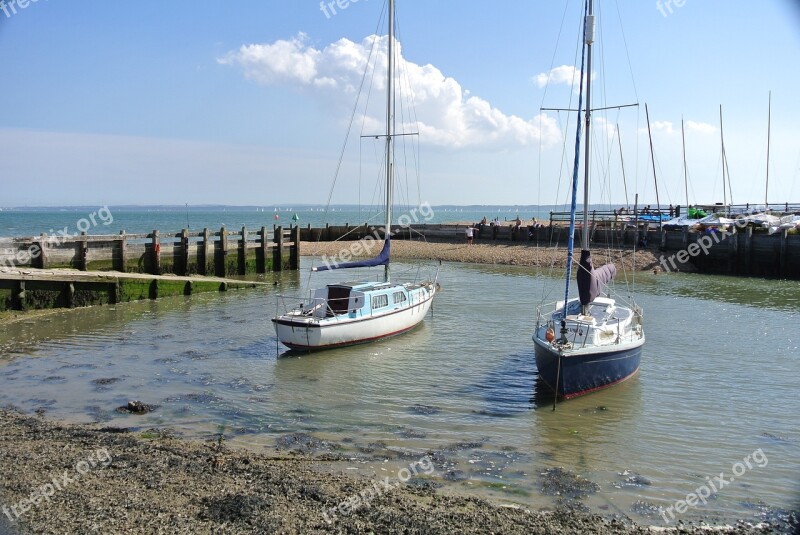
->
313 239 391 272
577 249 617 306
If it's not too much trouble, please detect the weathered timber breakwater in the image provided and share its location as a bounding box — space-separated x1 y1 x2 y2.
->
0 227 299 312
0 409 788 534
1 226 299 276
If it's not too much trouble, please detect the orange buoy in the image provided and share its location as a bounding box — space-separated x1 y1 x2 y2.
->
545 327 555 342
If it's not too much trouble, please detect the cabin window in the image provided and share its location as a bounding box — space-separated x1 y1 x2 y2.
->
371 294 389 309
392 291 407 304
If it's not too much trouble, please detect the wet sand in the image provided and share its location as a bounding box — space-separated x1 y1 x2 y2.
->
301 239 663 273
0 409 788 534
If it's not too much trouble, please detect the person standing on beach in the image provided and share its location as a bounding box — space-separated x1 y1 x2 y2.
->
465 226 476 245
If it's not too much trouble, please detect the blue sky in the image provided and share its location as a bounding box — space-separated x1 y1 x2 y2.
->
2 0 799 208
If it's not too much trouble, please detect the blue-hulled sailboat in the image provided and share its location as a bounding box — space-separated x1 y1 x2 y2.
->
532 0 645 399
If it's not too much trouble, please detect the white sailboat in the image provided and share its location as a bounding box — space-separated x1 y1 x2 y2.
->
532 0 645 400
272 0 438 351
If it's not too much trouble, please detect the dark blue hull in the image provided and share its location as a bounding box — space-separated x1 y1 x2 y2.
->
534 341 642 399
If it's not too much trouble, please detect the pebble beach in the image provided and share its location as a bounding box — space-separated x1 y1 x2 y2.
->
0 409 791 534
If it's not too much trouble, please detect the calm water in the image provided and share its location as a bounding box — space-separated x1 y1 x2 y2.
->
0 205 608 238
1 260 798 526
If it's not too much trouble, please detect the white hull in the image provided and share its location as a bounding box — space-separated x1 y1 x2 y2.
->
273 284 435 350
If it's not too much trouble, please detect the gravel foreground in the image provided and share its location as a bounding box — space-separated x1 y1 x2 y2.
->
301 240 664 273
0 410 792 534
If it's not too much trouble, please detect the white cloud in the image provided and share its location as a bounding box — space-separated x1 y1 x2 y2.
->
685 120 716 134
535 65 580 88
534 65 594 95
651 121 674 134
220 33 561 150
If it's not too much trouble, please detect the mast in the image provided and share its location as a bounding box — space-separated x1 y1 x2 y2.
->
681 117 689 210
719 105 727 211
644 104 662 232
581 0 594 252
616 124 629 207
766 90 771 208
384 0 395 283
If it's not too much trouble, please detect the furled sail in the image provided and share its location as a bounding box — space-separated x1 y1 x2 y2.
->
576 249 616 306
313 239 390 272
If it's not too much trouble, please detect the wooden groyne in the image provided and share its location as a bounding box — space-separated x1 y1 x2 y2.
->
0 226 300 277
0 226 300 313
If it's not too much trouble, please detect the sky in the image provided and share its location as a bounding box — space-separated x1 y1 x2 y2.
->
2 0 800 208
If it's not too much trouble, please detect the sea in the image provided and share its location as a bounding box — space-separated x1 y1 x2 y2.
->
0 207 798 528
0 205 597 239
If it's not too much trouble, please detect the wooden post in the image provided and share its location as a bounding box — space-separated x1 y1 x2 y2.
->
238 226 247 275
780 229 788 278
36 234 48 269
291 225 300 270
117 231 127 272
202 228 210 275
180 229 190 276
259 226 268 273
67 282 75 308
218 226 227 277
273 226 284 272
151 230 160 275
682 226 689 249
745 226 753 275
14 281 26 310
728 227 738 274
80 231 89 271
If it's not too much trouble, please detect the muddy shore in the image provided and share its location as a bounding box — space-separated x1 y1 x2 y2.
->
301 239 664 273
0 410 792 534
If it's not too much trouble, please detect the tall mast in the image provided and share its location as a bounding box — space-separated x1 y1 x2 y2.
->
581 0 594 251
645 104 662 232
384 0 395 283
719 105 727 210
766 90 771 208
681 117 689 210
616 124 629 206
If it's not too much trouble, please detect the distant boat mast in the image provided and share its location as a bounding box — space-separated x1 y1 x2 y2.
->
766 90 771 208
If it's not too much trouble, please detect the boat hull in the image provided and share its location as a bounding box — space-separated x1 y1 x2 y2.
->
533 336 642 399
273 288 434 351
